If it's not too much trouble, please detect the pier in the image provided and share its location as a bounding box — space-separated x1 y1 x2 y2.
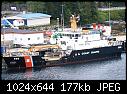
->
112 35 126 53
112 35 126 41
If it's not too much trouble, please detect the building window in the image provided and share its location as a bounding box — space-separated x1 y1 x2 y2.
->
86 37 88 41
28 38 30 40
15 38 17 40
20 38 22 40
37 37 40 40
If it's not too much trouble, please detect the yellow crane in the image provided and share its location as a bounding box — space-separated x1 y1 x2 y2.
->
28 44 60 52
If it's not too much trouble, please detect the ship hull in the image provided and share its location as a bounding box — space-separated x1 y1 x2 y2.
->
45 45 123 67
122 41 126 52
3 45 123 69
3 51 46 69
3 56 46 69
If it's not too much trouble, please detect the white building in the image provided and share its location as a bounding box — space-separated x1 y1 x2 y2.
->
1 28 44 45
98 7 126 11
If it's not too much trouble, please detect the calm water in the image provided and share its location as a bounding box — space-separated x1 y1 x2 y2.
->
1 53 126 80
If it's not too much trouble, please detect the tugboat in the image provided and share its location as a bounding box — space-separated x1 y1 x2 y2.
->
2 15 123 69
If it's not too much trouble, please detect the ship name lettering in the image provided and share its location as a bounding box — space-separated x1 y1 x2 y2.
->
118 46 122 49
10 61 16 64
91 51 99 54
82 52 90 55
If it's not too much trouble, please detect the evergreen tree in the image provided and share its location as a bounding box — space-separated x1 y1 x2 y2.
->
26 1 45 13
2 1 125 26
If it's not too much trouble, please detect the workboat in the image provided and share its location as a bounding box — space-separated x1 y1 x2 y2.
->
2 15 123 69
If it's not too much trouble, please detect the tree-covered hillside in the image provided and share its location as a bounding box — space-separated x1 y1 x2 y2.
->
2 1 125 26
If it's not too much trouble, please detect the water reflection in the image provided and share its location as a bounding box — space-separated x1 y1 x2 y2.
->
1 53 126 80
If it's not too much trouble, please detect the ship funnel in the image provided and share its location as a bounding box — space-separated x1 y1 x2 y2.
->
70 15 77 32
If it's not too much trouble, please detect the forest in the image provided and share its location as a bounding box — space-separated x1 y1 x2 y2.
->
2 1 125 26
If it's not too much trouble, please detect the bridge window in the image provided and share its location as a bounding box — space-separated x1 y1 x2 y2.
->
28 38 30 40
61 41 66 45
37 37 40 40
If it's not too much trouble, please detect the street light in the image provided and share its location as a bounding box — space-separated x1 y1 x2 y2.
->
61 4 64 31
57 18 59 31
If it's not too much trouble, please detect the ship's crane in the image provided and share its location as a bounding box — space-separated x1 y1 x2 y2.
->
28 44 60 52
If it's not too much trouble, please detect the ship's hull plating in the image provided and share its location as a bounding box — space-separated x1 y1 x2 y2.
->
3 45 123 69
3 56 46 69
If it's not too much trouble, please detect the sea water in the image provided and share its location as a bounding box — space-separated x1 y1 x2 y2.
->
1 53 126 80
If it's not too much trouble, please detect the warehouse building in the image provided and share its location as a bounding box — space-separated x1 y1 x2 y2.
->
1 28 45 46
1 12 51 27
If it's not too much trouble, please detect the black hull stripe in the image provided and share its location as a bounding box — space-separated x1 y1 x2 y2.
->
3 46 122 69
44 54 121 67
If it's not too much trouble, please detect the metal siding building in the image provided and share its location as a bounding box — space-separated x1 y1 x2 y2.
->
27 17 50 26
17 13 51 27
2 13 51 27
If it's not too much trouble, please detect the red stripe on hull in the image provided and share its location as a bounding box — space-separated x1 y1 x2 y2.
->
24 56 33 68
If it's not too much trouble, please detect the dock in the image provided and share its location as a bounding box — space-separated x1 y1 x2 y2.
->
112 35 126 41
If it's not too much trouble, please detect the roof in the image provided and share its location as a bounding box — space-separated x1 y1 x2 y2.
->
16 13 51 19
5 16 25 19
1 28 45 34
1 28 31 33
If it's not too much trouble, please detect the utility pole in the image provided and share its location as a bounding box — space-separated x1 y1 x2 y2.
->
61 3 64 31
109 2 111 26
57 18 59 30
